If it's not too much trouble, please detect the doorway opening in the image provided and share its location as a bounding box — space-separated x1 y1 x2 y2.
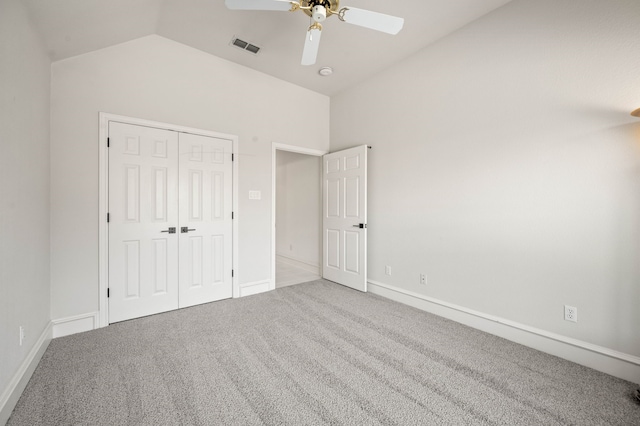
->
271 144 327 289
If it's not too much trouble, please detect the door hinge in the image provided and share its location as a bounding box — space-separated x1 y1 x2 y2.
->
107 213 110 223
232 153 234 161
107 288 110 298
231 212 234 220
232 270 234 278
107 137 110 148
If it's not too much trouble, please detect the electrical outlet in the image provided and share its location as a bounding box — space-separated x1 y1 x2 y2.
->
385 266 392 276
19 326 25 346
564 305 577 322
420 274 427 285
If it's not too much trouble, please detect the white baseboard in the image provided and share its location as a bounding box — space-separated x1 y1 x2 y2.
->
276 254 320 275
368 280 640 384
239 280 271 297
52 312 99 338
0 322 52 425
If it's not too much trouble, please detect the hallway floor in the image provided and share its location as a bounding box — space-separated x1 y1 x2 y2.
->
275 259 320 288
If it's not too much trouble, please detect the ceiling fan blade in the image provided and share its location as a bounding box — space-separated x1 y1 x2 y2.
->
301 27 322 66
339 7 404 35
225 0 295 12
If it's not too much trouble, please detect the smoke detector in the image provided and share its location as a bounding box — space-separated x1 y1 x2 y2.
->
318 66 333 76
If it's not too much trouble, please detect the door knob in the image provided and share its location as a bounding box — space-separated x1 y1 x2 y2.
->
352 224 367 229
181 227 196 233
160 227 176 234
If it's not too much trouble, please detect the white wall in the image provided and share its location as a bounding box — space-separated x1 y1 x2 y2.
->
0 0 51 414
331 0 640 359
50 35 330 320
276 151 322 267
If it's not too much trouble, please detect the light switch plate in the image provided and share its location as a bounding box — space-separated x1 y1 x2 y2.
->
249 190 261 200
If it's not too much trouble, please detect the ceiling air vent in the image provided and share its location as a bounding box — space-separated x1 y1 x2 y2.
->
230 37 261 55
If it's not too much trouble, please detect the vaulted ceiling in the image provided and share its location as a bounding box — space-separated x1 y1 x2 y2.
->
23 0 512 95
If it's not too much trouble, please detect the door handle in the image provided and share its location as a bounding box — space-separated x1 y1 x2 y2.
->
181 227 196 233
352 224 367 229
160 227 176 234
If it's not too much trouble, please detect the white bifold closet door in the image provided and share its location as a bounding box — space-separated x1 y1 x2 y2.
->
108 122 232 323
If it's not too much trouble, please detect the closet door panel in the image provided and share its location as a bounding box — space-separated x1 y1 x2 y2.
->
108 122 179 323
178 133 233 308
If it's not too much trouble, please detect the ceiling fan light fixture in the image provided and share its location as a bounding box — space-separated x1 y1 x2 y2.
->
312 5 327 22
318 66 333 76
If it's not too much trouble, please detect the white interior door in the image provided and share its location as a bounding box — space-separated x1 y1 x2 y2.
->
178 133 233 307
322 145 368 291
108 122 180 323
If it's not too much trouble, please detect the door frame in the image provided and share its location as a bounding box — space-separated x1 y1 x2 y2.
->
271 143 327 290
98 112 239 328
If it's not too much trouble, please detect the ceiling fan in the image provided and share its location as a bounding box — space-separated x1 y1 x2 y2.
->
225 0 404 66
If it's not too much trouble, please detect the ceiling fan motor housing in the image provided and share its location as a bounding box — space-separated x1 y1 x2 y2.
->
312 5 326 22
303 0 338 21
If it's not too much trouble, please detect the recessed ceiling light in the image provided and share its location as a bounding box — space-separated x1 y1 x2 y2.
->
318 67 333 77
